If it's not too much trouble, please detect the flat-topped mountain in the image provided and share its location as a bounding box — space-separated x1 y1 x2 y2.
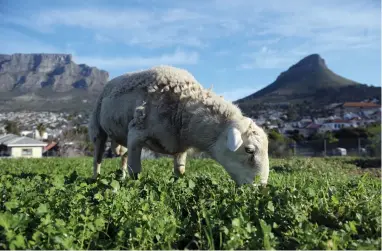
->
0 53 109 112
235 54 380 109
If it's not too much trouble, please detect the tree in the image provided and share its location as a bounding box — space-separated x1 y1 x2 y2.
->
36 123 46 138
365 124 381 157
333 127 369 139
286 129 305 143
4 120 20 135
267 129 294 157
286 105 299 121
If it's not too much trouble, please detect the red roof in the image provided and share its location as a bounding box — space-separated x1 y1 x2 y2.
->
331 119 351 123
44 142 57 152
343 102 380 108
306 123 321 129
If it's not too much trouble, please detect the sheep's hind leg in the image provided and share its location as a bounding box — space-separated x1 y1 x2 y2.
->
111 140 129 180
92 133 107 179
120 149 128 180
174 151 187 178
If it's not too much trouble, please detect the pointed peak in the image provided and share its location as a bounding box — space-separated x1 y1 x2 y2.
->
291 53 327 70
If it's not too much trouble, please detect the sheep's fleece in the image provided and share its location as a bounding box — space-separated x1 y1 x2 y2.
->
88 65 269 186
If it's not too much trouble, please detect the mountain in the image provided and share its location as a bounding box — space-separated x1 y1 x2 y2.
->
235 54 381 109
0 53 109 112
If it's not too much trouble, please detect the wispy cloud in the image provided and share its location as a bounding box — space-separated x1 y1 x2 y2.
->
73 49 199 69
94 34 112 43
240 46 300 70
0 27 199 72
218 87 261 102
3 0 379 52
1 0 379 87
3 7 222 49
0 28 61 54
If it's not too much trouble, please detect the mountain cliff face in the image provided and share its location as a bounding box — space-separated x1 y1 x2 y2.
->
235 54 380 108
0 53 108 92
0 53 109 112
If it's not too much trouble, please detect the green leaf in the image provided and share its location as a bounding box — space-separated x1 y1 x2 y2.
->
232 218 240 227
13 234 26 249
267 201 275 213
4 201 19 211
94 218 105 231
36 204 49 215
188 179 195 189
94 193 103 200
331 195 339 205
100 179 108 185
110 179 120 191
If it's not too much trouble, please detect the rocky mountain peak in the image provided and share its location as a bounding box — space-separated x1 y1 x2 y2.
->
0 53 108 93
288 53 327 72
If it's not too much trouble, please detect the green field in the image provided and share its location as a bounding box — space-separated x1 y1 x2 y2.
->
0 157 380 250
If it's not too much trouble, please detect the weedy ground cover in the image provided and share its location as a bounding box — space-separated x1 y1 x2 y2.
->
0 156 380 250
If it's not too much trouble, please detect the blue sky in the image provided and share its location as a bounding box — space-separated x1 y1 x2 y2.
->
0 0 380 101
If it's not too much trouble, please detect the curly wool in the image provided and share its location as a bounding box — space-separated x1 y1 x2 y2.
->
107 65 244 120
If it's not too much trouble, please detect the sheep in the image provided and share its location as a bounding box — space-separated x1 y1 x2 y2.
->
88 65 269 186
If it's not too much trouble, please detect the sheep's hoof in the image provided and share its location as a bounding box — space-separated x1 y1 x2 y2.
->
178 166 186 175
116 170 127 181
174 165 186 178
129 172 140 180
92 174 100 182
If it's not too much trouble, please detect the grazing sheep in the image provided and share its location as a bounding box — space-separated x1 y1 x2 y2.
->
88 65 269 186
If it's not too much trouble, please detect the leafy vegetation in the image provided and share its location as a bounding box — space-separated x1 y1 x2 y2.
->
267 129 295 157
3 120 20 135
0 157 380 250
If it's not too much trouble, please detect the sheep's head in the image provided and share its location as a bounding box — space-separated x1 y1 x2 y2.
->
210 117 269 186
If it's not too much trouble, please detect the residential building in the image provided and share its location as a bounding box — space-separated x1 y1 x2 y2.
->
318 119 356 133
302 123 322 137
0 134 47 158
334 102 381 117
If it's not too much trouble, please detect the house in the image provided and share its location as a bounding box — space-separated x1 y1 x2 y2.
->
20 129 49 140
334 102 381 117
302 123 322 137
318 119 356 133
0 134 47 158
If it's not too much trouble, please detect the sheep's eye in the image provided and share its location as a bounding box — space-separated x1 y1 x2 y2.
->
245 147 255 154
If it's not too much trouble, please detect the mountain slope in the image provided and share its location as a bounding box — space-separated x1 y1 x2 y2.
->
235 54 380 107
0 53 109 112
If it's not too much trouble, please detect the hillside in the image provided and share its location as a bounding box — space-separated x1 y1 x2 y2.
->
235 54 381 109
0 53 109 112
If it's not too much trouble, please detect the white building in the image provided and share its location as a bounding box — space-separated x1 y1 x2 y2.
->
318 120 357 133
0 134 47 158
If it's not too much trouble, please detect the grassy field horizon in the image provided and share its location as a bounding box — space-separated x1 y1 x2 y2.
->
0 156 380 250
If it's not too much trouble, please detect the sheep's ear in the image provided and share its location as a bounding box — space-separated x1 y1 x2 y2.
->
227 127 243 152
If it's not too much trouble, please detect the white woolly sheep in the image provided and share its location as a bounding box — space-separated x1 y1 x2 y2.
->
88 65 269 186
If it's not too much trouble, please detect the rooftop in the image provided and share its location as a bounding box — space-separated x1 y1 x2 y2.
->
343 102 380 108
0 134 47 147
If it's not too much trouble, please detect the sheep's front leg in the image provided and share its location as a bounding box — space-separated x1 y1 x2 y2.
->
92 134 107 179
127 129 145 180
173 151 187 177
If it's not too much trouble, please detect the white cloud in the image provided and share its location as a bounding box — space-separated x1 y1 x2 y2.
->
218 87 261 102
247 38 282 47
2 0 379 71
94 34 112 43
240 46 300 69
73 49 199 69
0 28 61 54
